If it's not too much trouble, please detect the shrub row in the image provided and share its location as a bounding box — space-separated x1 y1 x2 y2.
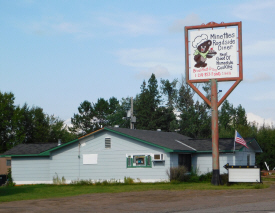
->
167 166 229 184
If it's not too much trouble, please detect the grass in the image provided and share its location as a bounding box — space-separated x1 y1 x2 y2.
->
0 181 270 203
262 176 275 182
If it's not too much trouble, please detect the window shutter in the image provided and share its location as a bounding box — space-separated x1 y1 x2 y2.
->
147 155 151 166
127 157 131 167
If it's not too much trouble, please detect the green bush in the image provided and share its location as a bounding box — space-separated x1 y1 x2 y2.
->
102 180 109 185
95 180 102 185
71 179 93 185
199 172 212 182
167 166 189 182
52 173 66 185
220 173 228 185
167 167 229 184
253 183 265 189
70 178 131 186
124 177 134 184
6 168 15 187
170 180 181 184
188 175 200 183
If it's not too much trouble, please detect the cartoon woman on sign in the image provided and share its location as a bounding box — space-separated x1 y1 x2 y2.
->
192 34 216 68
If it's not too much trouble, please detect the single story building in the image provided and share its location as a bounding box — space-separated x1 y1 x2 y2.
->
1 127 262 184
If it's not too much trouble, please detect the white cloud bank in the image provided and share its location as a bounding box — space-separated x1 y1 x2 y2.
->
244 39 275 56
169 13 202 32
244 72 273 83
97 14 159 36
247 112 274 127
233 0 275 21
27 17 94 39
116 47 184 79
135 65 170 79
64 118 73 128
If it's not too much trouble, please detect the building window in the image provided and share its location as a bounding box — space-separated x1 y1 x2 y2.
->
134 155 145 165
126 155 152 168
105 138 111 149
247 154 250 166
6 160 11 166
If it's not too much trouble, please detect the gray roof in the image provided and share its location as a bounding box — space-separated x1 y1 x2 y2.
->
3 143 58 155
2 127 262 156
105 127 262 153
106 127 194 151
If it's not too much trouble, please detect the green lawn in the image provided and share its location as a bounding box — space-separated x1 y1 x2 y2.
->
0 182 269 203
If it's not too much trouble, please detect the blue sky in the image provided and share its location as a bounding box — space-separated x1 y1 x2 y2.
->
1 0 275 127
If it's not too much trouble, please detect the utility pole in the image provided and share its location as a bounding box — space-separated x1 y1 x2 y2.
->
130 97 133 129
130 97 136 129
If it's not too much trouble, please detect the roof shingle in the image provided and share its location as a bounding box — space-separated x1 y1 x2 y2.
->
2 127 262 156
3 143 58 155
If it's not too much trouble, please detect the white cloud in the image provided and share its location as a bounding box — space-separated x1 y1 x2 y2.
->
64 118 73 128
244 72 273 83
28 13 160 38
26 16 94 38
135 65 170 79
233 0 275 21
53 22 81 34
247 112 274 127
169 13 202 32
250 91 275 101
244 39 275 56
117 48 167 67
98 14 159 36
116 48 184 77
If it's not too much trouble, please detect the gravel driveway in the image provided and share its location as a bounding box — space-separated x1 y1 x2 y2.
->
0 184 275 213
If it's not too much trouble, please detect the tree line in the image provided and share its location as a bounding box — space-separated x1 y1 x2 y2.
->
0 73 274 169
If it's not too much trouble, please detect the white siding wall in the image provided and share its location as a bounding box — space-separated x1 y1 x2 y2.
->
169 153 179 167
235 146 255 166
12 157 50 184
49 131 170 183
10 133 257 184
192 144 256 175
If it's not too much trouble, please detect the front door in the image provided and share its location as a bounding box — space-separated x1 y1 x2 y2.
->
178 154 191 172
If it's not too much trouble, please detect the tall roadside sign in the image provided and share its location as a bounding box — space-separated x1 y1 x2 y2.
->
185 22 243 185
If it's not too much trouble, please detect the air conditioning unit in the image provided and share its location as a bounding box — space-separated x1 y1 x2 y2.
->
153 154 164 161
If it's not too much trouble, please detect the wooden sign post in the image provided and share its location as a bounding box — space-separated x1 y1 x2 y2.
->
185 22 243 185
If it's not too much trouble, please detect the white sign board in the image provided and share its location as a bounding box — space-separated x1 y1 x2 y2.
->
83 154 98 164
228 168 261 183
189 27 238 80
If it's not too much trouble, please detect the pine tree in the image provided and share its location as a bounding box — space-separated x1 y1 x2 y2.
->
177 80 211 138
0 92 16 152
69 100 99 136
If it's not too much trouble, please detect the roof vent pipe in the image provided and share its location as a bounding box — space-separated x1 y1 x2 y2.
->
58 139 62 146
